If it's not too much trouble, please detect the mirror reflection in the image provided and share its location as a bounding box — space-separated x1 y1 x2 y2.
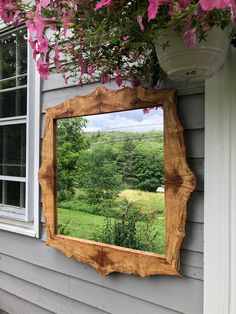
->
56 108 165 254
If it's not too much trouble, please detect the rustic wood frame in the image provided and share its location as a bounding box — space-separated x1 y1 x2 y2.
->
39 86 196 277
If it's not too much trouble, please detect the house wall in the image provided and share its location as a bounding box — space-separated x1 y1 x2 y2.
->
0 78 204 314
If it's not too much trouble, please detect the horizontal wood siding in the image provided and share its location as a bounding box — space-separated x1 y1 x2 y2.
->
0 80 204 314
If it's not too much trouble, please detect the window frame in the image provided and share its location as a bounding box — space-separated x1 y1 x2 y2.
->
0 25 41 237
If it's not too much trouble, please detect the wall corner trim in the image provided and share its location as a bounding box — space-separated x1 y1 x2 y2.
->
204 47 236 314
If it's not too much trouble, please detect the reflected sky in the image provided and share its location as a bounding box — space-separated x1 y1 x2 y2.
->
84 108 163 133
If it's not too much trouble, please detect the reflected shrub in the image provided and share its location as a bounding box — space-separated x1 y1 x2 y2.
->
100 200 164 253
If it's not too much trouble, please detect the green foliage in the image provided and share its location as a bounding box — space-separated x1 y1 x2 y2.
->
57 220 71 236
84 130 164 193
99 200 164 253
77 145 124 203
57 117 88 201
132 143 164 191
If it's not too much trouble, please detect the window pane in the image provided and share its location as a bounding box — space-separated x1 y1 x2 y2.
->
0 28 27 80
0 75 27 90
0 124 26 177
0 180 25 208
0 87 27 117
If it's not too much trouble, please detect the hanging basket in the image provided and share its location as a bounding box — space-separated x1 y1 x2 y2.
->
154 26 230 81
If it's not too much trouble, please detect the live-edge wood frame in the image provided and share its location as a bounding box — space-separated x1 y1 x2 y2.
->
38 86 196 277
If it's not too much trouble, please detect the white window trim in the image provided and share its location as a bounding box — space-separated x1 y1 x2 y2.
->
204 47 236 314
0 26 41 237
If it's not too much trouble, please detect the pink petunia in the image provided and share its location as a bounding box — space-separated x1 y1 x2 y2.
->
200 0 232 11
143 108 151 114
183 27 197 48
32 4 56 42
148 0 159 22
179 0 190 8
54 44 61 71
95 0 114 10
115 69 123 75
37 38 49 54
87 65 94 76
115 76 123 87
101 74 110 84
36 58 50 80
147 0 166 22
122 35 129 41
137 15 145 32
62 11 75 36
40 0 51 8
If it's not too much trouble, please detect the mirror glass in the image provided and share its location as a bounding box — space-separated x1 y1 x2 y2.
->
56 107 165 254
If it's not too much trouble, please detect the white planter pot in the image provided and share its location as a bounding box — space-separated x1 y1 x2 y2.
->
154 27 230 81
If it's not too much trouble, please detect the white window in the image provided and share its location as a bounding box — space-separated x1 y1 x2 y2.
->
0 25 40 237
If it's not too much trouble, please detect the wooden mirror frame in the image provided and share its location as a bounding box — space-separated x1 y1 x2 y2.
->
39 86 196 277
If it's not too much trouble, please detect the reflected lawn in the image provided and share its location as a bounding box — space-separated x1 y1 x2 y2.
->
58 206 165 254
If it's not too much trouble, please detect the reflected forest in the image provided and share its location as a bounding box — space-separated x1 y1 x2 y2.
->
57 109 165 254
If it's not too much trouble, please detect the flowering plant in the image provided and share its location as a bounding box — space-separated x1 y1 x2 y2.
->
0 0 235 87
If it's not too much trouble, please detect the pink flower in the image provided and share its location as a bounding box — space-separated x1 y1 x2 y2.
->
137 15 145 32
87 65 94 76
40 0 51 9
77 56 88 75
179 0 190 8
0 0 19 24
12 10 22 26
115 69 123 75
31 4 56 42
231 7 236 23
183 27 197 48
101 74 110 84
148 0 159 22
54 44 61 71
122 35 129 41
37 38 49 54
147 0 167 21
115 76 123 87
67 44 75 53
36 58 50 80
200 0 232 11
63 76 69 85
62 11 75 36
131 80 140 88
143 108 150 114
95 0 114 10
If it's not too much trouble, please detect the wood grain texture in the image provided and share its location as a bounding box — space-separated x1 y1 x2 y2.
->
38 86 196 277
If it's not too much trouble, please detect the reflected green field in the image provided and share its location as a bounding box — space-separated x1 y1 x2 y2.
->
58 190 165 254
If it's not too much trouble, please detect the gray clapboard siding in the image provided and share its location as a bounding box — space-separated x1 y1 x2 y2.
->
0 290 53 314
0 261 183 314
0 252 202 314
182 222 203 253
188 158 204 191
184 130 204 159
0 272 106 314
0 231 203 313
177 93 205 130
187 192 204 223
181 250 203 268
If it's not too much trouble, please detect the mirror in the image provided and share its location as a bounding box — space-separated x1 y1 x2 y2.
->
56 108 165 255
39 86 196 277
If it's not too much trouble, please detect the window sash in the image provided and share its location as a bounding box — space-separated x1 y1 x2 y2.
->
0 27 28 221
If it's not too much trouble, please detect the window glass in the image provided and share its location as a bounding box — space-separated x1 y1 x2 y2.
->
0 88 27 117
0 180 25 208
0 28 27 80
0 124 26 177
